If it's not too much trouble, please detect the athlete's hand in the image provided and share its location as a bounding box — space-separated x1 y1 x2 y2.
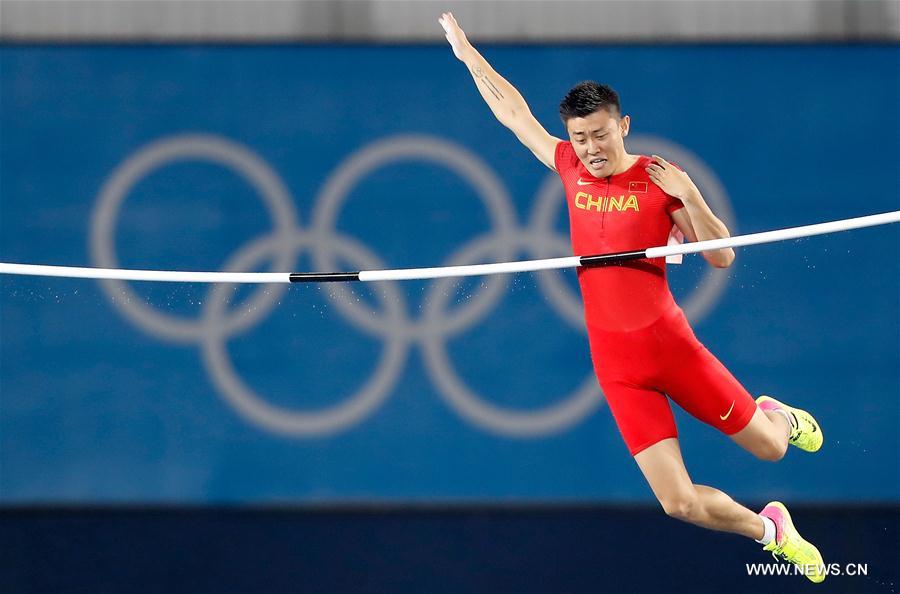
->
439 12 473 61
646 155 698 201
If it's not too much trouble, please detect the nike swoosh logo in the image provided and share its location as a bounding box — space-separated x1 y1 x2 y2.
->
720 401 735 421
576 178 596 186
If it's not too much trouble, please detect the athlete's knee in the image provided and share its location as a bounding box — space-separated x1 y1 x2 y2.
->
659 488 701 522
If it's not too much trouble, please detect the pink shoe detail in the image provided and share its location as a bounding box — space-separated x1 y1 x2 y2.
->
759 504 785 543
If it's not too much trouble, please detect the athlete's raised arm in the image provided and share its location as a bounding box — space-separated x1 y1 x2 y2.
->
439 12 561 171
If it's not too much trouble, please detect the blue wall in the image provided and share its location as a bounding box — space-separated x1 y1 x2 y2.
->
1 44 898 503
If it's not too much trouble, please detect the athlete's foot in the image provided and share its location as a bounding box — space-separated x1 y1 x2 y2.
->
756 395 823 452
759 502 826 583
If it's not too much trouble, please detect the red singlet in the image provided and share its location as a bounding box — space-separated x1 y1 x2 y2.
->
555 141 756 455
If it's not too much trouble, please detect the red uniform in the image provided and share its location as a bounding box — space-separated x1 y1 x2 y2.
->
555 141 756 455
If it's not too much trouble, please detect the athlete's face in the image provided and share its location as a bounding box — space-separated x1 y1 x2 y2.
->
565 109 630 178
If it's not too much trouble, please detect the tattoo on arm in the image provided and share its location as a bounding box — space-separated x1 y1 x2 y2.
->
471 65 504 101
481 76 503 100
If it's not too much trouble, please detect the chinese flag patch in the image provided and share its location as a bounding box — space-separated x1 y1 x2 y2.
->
628 181 648 193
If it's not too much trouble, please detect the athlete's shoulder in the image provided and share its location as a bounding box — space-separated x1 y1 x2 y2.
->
554 140 580 173
636 155 688 214
631 155 685 185
634 155 654 169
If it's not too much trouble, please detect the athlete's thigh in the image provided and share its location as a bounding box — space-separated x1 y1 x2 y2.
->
600 378 678 456
659 346 756 435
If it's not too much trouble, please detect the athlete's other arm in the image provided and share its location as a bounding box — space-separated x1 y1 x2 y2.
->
646 155 735 268
439 12 560 170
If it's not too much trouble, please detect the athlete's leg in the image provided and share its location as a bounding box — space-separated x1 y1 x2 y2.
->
660 345 789 462
634 437 765 539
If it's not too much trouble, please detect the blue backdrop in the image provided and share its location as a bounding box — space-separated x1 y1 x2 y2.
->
1 44 898 503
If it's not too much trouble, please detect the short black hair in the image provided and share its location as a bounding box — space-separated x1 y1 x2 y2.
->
559 81 621 123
